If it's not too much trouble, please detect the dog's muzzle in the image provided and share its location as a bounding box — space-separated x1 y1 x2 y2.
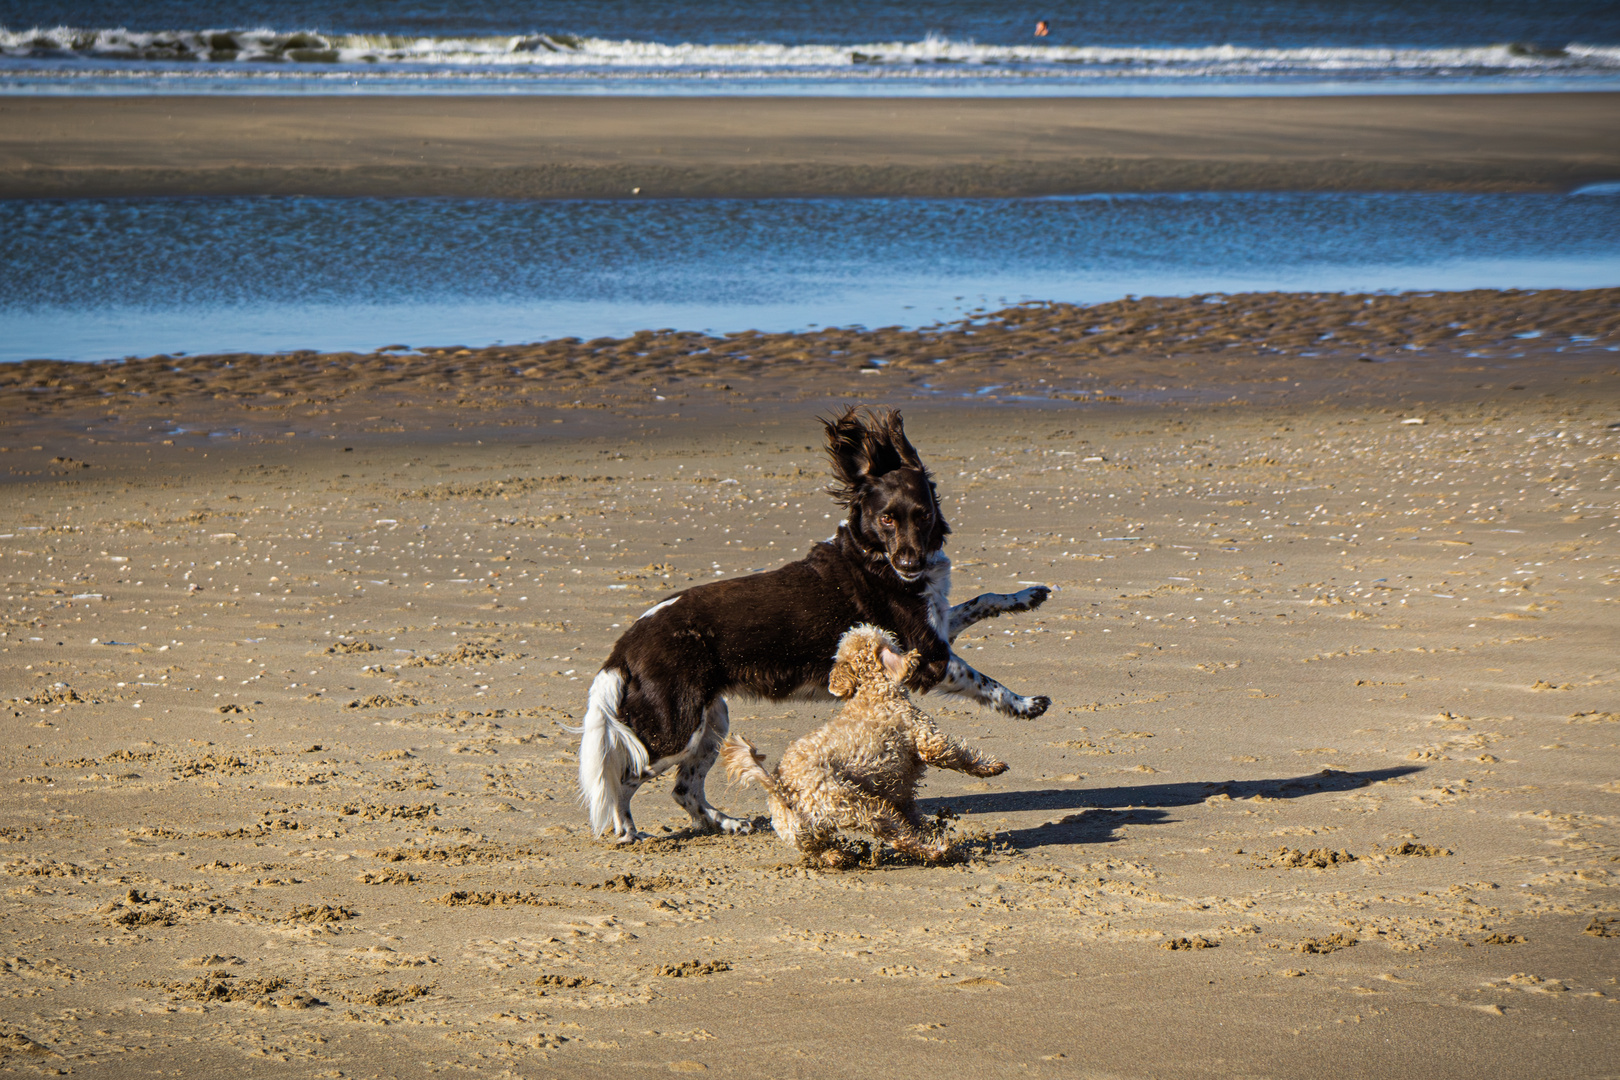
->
889 556 925 582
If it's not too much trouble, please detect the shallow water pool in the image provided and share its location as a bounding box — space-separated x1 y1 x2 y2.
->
2 190 1617 362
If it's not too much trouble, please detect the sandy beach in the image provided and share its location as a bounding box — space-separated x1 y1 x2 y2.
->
3 93 1618 198
1 286 1617 1075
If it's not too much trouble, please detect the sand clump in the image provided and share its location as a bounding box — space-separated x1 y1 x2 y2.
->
340 802 439 821
151 973 296 1004
1294 933 1360 955
326 639 381 654
433 890 563 908
1378 841 1453 857
536 973 601 989
655 960 731 978
404 642 513 667
346 984 430 1007
0 1032 59 1059
590 873 682 892
1265 847 1358 869
1161 936 1219 951
346 693 421 709
283 904 358 924
100 889 236 928
14 684 89 706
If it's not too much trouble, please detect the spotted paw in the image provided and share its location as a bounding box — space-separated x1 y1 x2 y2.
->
701 811 752 835
716 814 754 836
1017 695 1051 719
613 829 647 845
1011 586 1051 612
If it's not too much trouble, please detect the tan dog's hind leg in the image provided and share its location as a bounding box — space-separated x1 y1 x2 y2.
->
795 823 855 869
886 822 954 864
836 790 953 863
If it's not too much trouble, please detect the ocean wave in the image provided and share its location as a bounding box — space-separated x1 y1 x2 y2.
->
3 26 1618 80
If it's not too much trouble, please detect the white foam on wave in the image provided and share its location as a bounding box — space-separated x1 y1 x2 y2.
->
3 26 1618 81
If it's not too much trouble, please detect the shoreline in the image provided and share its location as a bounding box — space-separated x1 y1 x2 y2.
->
3 288 1616 457
3 93 1618 198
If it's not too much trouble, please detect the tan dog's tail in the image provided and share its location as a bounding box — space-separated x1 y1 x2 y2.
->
722 733 779 794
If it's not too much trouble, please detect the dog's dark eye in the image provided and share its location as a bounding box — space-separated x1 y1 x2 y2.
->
879 514 895 527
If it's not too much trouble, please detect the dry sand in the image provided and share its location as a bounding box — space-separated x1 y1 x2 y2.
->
1 290 1618 1076
3 93 1618 198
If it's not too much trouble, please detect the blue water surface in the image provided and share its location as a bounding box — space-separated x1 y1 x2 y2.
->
7 0 1618 48
3 0 1617 95
2 191 1617 362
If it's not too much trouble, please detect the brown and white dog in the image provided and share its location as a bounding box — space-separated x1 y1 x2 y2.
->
723 624 1007 867
574 406 1049 842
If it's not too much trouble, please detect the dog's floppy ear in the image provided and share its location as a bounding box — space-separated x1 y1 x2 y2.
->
857 407 919 479
879 409 925 472
879 646 921 685
926 478 951 540
822 405 871 508
823 407 925 507
828 656 859 699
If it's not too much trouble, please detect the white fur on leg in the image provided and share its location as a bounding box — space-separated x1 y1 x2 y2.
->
570 668 651 840
946 585 1051 641
672 697 753 835
920 552 953 642
933 654 1051 719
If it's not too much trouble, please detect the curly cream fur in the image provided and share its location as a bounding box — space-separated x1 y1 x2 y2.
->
723 624 1007 868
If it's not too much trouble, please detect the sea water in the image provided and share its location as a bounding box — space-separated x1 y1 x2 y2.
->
3 0 1618 95
3 191 1617 363
5 2 1617 362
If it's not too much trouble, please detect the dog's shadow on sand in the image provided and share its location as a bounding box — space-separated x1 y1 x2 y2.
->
920 766 1424 850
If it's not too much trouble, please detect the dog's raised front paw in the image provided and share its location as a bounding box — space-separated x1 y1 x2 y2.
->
1011 586 1051 612
995 693 1050 718
1013 695 1050 719
973 760 1009 777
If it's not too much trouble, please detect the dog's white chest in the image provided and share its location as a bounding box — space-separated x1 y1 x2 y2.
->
922 554 952 639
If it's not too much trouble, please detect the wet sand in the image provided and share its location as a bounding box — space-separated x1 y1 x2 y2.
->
1 289 1618 1076
7 288 1619 424
3 93 1618 198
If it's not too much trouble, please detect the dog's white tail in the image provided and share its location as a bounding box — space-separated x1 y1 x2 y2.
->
570 668 649 837
721 733 778 794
